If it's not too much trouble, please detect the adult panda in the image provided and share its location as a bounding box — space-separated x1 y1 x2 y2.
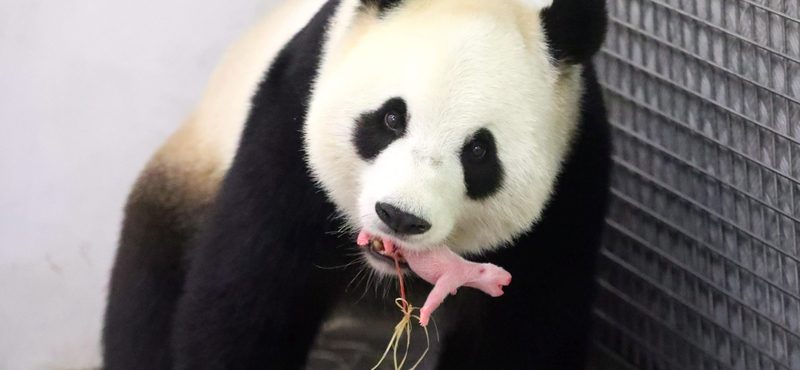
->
102 0 611 369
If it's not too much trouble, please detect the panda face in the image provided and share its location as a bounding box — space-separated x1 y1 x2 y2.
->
305 0 584 272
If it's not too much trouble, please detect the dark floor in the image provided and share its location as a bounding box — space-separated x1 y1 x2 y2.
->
305 305 630 370
306 309 441 370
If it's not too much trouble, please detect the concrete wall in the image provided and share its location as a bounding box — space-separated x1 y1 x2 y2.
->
0 1 279 368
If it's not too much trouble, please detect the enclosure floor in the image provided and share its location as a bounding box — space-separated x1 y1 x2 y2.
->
306 306 441 370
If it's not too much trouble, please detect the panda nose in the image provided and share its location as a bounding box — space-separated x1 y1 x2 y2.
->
375 202 431 235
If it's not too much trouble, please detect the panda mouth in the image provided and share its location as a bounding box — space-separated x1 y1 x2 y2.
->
360 236 409 268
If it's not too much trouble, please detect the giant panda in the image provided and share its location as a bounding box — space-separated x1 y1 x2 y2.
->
102 0 611 369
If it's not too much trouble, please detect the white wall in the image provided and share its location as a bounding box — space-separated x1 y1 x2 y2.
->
0 1 279 368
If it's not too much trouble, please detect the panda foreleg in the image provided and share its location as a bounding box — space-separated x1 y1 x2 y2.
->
103 163 212 370
169 166 350 369
170 230 347 369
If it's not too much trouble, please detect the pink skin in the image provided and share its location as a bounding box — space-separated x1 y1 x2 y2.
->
357 231 512 326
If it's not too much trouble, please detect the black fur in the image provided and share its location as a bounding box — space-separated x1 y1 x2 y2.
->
461 128 504 200
104 0 611 368
103 164 212 370
353 97 408 161
541 0 608 64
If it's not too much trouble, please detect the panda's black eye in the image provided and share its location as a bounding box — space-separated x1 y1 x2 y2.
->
460 128 503 200
470 141 486 158
384 112 401 130
353 97 408 161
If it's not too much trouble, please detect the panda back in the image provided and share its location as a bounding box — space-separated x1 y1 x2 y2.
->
165 0 328 185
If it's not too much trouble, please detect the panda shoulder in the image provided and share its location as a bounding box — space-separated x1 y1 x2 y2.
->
133 0 329 210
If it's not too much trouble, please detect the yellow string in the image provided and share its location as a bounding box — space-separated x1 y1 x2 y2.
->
371 298 430 370
372 249 431 370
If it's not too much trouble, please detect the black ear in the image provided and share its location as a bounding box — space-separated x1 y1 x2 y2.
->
540 0 608 65
360 0 404 14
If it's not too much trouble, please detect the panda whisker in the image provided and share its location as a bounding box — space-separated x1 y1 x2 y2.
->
313 258 362 270
343 251 365 258
373 271 381 297
380 275 393 301
346 261 369 293
356 269 376 304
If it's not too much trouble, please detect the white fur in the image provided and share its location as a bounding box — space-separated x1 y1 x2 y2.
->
305 0 585 267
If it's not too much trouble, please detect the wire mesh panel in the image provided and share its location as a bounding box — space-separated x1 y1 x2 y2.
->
590 0 800 369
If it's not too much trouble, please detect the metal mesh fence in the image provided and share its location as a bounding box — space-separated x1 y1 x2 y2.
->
590 0 800 369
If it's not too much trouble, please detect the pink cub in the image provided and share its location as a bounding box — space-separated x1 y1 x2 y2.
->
356 231 512 326
401 247 512 326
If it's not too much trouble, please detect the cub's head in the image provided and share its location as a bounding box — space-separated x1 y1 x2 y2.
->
305 0 606 273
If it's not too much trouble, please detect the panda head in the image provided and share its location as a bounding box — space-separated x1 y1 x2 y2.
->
305 0 605 273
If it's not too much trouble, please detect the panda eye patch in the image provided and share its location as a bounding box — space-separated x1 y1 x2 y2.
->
461 128 503 200
353 97 408 161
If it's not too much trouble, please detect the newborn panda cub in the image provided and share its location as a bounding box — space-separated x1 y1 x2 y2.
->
356 230 512 326
102 0 611 369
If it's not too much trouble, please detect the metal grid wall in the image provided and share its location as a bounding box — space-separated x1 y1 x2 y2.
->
590 0 800 369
